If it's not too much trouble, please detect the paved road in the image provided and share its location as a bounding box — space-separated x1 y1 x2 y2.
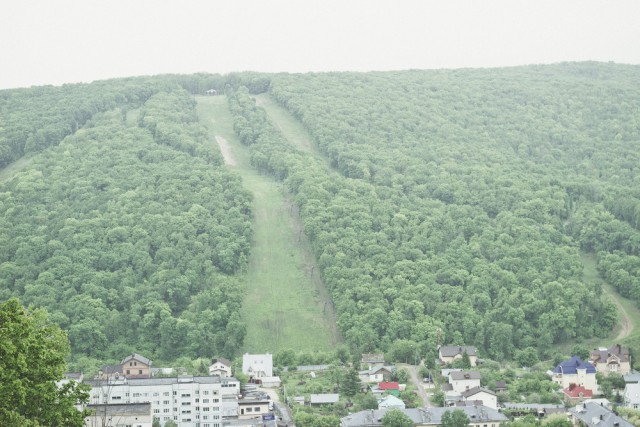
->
259 386 294 426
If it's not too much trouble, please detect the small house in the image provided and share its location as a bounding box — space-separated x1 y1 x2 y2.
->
310 394 339 405
438 346 477 366
378 382 400 397
121 353 152 379
209 357 232 377
378 395 405 410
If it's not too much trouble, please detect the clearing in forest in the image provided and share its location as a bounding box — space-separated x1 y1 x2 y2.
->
196 95 340 353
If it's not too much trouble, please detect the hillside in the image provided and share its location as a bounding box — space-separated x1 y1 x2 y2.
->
1 63 640 367
229 62 640 361
196 95 340 352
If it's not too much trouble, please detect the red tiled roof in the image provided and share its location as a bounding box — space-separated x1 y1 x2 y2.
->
563 384 593 398
379 382 400 390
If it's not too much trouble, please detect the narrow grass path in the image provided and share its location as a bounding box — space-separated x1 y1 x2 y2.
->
255 94 331 166
196 95 340 353
581 252 640 344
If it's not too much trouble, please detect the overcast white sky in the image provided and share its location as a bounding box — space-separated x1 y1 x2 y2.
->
1 0 639 89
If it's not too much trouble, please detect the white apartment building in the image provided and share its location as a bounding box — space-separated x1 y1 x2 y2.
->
86 375 240 427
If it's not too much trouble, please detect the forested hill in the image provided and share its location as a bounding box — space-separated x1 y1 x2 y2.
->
231 62 640 361
0 83 253 370
1 63 640 368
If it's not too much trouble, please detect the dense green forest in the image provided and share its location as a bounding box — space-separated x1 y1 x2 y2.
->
0 84 252 370
1 63 640 367
230 62 640 360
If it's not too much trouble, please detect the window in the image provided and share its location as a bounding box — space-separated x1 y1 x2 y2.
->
203 391 209 395
246 408 252 413
182 402 191 406
203 399 210 403
203 408 210 412
196 398 200 403
126 370 130 375
212 415 220 420
133 393 141 397
154 409 160 414
164 409 170 413
112 396 122 400
163 400 170 405
164 392 170 396
139 370 143 375
213 398 219 403
153 392 159 397
254 407 260 412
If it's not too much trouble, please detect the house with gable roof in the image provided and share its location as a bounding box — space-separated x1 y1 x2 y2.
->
449 371 481 394
550 356 598 394
438 346 477 366
590 344 631 376
570 401 634 427
121 353 152 379
563 384 593 404
209 357 232 377
378 394 406 410
361 353 385 370
461 386 498 409
623 382 640 409
242 353 273 379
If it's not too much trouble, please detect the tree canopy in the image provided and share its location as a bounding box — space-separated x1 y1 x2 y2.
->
0 298 89 426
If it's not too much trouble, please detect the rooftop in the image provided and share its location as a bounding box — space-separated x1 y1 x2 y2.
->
341 405 507 427
553 356 596 375
439 346 477 357
450 371 481 381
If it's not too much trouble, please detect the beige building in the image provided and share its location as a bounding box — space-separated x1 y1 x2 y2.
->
122 353 152 379
438 346 477 366
590 344 631 376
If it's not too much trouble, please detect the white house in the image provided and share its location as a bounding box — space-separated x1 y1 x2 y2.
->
449 371 481 394
461 386 498 409
624 383 640 409
378 395 405 410
209 358 232 377
85 375 240 427
242 354 273 379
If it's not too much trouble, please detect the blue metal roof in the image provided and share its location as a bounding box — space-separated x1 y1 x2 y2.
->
553 356 596 374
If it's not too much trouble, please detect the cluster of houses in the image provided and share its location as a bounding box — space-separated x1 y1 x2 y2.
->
78 353 280 427
341 344 640 427
70 343 640 427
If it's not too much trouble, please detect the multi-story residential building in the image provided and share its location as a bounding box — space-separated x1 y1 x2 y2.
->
85 375 240 427
551 356 598 395
84 403 152 427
